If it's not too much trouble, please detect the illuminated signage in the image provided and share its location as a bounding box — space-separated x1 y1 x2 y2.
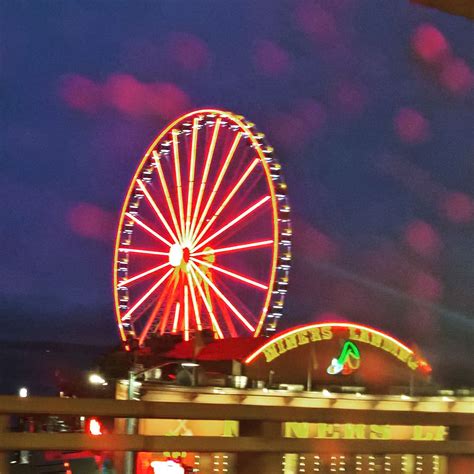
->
141 419 237 469
151 460 185 474
245 323 430 373
327 340 360 375
285 422 447 441
163 420 193 461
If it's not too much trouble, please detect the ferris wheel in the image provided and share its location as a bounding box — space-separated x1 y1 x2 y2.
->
113 109 291 346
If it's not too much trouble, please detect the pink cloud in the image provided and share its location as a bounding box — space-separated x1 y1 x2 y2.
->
404 220 442 258
409 271 442 301
333 81 367 117
165 32 211 71
68 202 116 241
411 24 450 64
294 2 339 43
253 40 291 76
58 74 102 113
439 192 474 224
103 74 147 116
58 73 190 119
439 57 474 95
393 107 430 144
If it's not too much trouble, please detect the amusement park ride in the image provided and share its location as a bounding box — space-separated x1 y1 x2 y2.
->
113 109 291 347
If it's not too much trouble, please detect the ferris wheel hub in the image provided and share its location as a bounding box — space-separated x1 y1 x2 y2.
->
168 243 192 269
168 243 183 267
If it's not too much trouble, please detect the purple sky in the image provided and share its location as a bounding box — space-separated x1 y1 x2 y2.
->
1 0 473 387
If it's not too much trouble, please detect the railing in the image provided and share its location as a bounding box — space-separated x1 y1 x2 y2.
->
0 393 473 473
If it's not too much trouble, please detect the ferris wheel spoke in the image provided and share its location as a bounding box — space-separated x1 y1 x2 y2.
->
192 195 271 252
191 262 255 332
137 278 173 344
214 295 238 338
189 118 221 245
187 272 203 331
189 266 224 339
201 275 217 335
159 274 180 335
191 257 267 290
122 267 174 321
185 118 199 241
137 179 179 244
171 301 181 334
118 262 170 288
183 285 190 341
119 247 168 257
191 132 242 243
172 129 186 238
125 212 173 247
219 278 258 331
153 151 183 243
192 239 273 257
193 158 260 247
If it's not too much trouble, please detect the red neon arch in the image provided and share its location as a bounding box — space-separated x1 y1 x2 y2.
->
244 322 423 365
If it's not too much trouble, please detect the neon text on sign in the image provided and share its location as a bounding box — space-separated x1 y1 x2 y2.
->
285 422 447 441
245 322 430 372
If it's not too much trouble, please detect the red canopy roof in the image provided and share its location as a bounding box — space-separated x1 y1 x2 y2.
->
164 337 266 361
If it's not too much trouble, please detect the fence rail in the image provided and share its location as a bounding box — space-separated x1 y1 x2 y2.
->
0 395 472 425
1 433 473 454
0 394 473 473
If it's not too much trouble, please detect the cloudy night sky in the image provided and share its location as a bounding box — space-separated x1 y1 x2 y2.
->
1 0 473 392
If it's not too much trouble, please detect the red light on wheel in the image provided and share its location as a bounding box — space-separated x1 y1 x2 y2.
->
86 417 103 436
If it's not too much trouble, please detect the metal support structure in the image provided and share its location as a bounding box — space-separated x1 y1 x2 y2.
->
124 369 136 474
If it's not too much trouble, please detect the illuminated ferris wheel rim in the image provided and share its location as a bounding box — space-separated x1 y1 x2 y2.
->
113 108 291 345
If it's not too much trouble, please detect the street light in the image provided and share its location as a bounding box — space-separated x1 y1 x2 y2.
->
18 387 28 398
18 387 29 465
181 362 199 368
88 373 107 386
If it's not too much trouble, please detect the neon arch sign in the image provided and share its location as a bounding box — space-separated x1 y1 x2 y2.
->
244 322 431 374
